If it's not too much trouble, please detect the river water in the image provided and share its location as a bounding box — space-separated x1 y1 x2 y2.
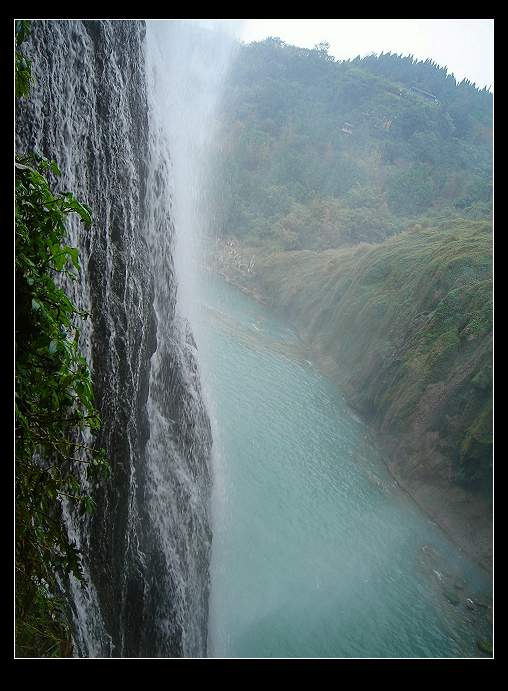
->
191 273 492 659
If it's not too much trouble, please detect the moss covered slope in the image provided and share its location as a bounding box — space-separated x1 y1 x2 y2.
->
251 219 492 497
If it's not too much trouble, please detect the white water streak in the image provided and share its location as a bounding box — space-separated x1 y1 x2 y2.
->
144 20 240 656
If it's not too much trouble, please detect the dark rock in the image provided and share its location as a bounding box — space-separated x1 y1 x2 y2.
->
477 639 493 655
443 588 460 605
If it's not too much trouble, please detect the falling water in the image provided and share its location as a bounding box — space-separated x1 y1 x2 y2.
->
16 19 218 657
143 20 240 657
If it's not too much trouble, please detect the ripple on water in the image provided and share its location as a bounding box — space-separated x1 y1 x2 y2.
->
202 275 492 659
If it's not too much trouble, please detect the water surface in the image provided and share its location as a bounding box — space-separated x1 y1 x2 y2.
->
193 274 492 658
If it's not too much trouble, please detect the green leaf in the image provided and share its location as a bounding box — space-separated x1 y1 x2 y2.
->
63 245 80 270
48 340 58 354
79 495 96 516
52 250 67 272
64 194 92 226
49 160 61 176
15 20 31 47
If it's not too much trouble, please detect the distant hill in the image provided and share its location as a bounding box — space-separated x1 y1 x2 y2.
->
210 39 492 250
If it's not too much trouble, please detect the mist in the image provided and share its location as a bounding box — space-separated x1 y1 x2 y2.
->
145 20 239 325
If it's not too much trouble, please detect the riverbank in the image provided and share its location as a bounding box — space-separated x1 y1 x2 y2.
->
384 469 492 573
210 265 492 576
299 329 493 575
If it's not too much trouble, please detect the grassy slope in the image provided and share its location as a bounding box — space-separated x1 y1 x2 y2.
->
249 220 492 497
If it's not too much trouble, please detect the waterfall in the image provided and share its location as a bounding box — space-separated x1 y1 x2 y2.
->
16 19 214 658
143 21 239 657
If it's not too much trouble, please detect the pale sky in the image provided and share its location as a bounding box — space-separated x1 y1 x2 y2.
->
234 19 494 91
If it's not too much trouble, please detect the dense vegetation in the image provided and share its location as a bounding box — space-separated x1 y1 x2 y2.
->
211 39 492 251
248 220 492 493
210 38 493 537
15 22 108 657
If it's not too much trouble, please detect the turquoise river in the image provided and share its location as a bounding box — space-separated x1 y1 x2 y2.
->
189 274 492 659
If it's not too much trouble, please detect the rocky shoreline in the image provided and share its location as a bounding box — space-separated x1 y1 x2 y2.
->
305 335 493 575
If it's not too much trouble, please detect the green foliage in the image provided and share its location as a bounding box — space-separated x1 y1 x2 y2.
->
15 585 75 658
387 164 435 214
16 150 108 656
210 40 492 251
16 20 32 98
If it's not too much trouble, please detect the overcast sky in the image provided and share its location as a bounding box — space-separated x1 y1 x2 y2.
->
233 19 494 91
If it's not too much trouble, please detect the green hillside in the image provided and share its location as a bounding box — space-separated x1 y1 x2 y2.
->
211 39 492 251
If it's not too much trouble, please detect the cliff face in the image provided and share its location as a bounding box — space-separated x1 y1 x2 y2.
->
17 20 212 657
226 220 492 568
